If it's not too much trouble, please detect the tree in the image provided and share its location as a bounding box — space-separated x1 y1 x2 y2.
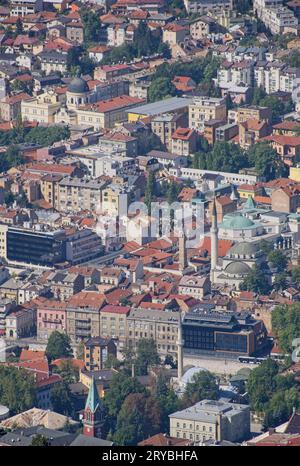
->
148 77 176 102
273 273 288 291
76 339 85 360
263 387 300 428
247 142 288 181
183 370 219 406
24 125 70 147
291 267 300 284
0 366 36 414
113 393 162 445
16 17 23 35
50 382 73 416
247 359 300 427
52 359 79 384
199 141 248 173
268 250 288 272
31 435 50 446
104 372 146 429
251 86 267 106
247 359 279 412
239 264 271 294
152 372 181 433
145 171 158 213
234 0 252 14
167 180 181 204
80 9 101 44
45 331 73 362
135 338 161 375
272 303 300 353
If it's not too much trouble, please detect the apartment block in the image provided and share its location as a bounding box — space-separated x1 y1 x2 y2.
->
189 97 227 132
100 304 130 348
126 308 180 357
57 177 107 213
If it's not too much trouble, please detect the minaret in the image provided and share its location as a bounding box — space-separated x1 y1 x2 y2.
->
210 197 218 284
179 232 188 272
177 312 184 379
83 377 104 438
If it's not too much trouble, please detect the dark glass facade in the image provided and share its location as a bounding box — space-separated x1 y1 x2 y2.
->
182 311 267 356
7 228 66 266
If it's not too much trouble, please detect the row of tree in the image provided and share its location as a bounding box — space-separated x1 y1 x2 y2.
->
193 141 288 181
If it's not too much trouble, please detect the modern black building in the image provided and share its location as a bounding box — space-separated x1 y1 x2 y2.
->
182 309 268 358
7 227 66 267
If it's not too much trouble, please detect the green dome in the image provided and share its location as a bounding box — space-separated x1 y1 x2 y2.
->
225 261 251 275
229 242 260 256
220 214 255 230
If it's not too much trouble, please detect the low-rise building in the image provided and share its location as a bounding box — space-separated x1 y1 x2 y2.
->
84 336 117 371
169 399 250 443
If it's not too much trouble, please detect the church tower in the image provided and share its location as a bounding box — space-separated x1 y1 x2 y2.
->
83 377 105 438
210 197 218 284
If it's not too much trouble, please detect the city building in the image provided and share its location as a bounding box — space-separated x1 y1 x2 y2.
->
84 337 117 371
169 399 250 443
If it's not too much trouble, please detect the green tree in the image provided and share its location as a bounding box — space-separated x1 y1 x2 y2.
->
16 17 23 35
167 180 180 204
145 171 158 213
45 331 73 362
104 372 146 425
152 372 181 433
247 142 288 181
76 339 85 360
0 366 36 414
52 359 79 384
80 8 101 44
113 392 162 445
31 435 50 446
148 76 176 102
135 338 161 375
247 359 279 412
292 267 300 284
268 250 288 272
183 370 219 406
201 141 248 173
50 381 73 416
239 264 271 294
272 303 300 353
273 273 288 291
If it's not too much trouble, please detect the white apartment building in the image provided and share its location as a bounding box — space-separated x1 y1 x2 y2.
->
189 97 227 132
253 0 282 16
255 62 300 94
184 0 232 15
261 7 298 35
10 0 43 16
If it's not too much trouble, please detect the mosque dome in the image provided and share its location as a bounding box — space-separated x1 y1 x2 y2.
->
228 242 260 257
68 77 89 94
225 261 251 275
220 214 255 230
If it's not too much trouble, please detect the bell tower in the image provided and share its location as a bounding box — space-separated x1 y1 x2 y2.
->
83 376 105 438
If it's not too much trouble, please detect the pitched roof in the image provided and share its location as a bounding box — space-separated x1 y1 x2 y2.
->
85 377 101 413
